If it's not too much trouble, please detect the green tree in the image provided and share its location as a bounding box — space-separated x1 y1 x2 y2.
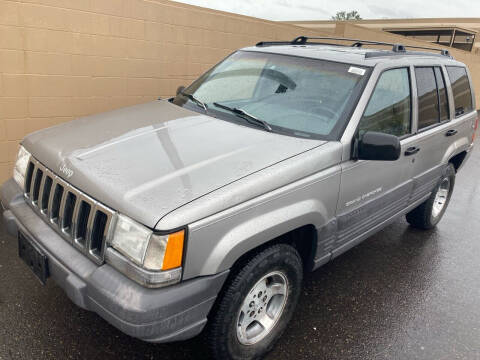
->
331 11 362 20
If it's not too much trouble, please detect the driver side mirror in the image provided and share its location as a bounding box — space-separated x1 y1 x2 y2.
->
357 131 400 161
176 85 185 96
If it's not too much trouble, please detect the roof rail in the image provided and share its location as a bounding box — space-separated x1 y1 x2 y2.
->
255 36 452 58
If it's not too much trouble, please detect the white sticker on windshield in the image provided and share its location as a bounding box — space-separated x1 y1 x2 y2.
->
348 66 366 76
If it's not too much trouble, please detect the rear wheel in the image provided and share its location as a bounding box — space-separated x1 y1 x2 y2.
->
406 163 455 229
206 244 303 360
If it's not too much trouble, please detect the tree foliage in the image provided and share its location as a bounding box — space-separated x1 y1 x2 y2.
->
331 11 362 20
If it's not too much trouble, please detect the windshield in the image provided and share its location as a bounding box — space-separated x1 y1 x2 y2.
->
172 50 371 140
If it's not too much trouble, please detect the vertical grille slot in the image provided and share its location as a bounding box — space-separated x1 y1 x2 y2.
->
75 201 91 246
62 192 77 235
90 211 108 257
24 162 35 195
32 169 43 204
40 176 53 212
50 184 64 224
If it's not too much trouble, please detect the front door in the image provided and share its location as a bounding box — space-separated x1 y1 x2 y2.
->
334 67 416 256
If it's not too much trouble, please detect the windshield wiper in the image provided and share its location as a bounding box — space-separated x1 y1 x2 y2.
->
213 102 272 132
180 91 208 112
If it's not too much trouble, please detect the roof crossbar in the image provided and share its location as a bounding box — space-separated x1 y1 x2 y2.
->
256 36 452 58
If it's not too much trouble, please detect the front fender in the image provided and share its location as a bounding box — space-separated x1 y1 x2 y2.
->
182 167 341 280
213 199 326 274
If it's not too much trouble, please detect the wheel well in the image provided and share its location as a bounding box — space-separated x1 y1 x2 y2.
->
449 151 467 172
230 225 318 274
206 225 317 323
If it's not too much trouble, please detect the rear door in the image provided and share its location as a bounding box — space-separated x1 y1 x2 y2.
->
334 67 416 256
407 65 475 204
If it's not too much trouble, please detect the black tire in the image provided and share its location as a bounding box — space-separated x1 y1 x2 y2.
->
406 163 455 229
205 243 303 360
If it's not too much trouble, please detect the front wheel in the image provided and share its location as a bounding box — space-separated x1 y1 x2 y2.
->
206 244 303 360
406 163 455 229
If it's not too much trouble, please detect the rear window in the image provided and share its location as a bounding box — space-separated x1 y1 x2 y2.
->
415 66 450 130
415 67 440 129
446 66 473 117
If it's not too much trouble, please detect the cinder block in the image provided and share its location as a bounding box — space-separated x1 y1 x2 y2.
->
94 57 128 77
0 120 5 141
72 33 97 55
66 9 93 34
0 98 29 119
25 28 73 53
172 7 189 27
145 22 164 42
0 141 19 163
125 38 160 59
71 55 95 76
92 77 127 96
19 2 68 31
91 13 110 35
92 0 125 17
0 1 19 26
126 58 163 78
20 0 92 12
109 16 145 39
28 75 75 97
28 97 73 117
127 78 159 96
0 49 24 73
1 75 28 97
0 25 24 50
25 52 72 75
94 35 128 58
5 119 26 140
71 77 93 97
71 97 97 117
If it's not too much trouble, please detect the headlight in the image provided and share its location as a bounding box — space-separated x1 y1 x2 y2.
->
13 146 31 190
108 214 185 287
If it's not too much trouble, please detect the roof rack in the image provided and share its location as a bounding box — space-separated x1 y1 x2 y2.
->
255 36 452 58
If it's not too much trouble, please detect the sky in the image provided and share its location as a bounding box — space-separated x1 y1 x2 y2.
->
173 0 479 21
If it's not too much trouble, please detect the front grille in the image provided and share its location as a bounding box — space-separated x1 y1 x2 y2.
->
24 157 115 264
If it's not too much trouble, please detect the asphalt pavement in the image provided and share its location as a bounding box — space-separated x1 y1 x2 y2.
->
1 139 480 360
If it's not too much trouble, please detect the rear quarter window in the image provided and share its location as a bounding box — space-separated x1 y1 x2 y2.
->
446 66 473 117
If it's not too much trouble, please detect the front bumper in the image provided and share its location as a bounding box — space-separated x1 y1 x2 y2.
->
1 178 228 343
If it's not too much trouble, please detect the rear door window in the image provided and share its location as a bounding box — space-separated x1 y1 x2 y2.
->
415 67 440 129
446 66 473 117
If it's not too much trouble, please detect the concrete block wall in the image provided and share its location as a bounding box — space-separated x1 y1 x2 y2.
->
0 0 327 183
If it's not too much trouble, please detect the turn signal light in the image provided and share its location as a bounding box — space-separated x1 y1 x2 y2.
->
162 230 185 270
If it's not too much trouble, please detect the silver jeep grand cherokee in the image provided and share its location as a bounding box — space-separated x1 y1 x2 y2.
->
1 36 477 359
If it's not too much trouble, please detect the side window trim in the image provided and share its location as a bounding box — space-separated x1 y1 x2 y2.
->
434 66 450 123
356 66 413 139
442 65 456 121
409 64 418 134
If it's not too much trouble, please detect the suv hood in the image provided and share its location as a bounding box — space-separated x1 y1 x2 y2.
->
23 101 325 228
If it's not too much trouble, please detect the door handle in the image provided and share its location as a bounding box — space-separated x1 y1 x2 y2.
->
445 129 458 137
404 146 420 156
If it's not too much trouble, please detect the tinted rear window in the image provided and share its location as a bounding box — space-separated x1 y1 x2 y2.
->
415 67 439 129
446 66 473 117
